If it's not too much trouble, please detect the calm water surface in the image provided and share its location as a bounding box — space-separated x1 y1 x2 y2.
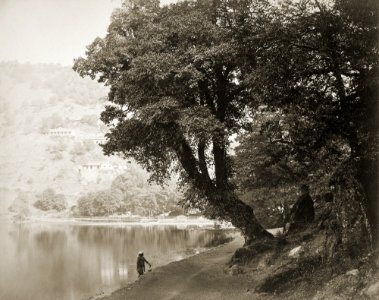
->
0 219 235 300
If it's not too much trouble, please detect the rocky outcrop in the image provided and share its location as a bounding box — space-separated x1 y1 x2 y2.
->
363 281 379 299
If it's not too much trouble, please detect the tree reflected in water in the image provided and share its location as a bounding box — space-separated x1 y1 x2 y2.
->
0 222 236 300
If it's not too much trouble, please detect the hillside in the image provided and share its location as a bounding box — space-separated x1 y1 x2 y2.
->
0 62 180 215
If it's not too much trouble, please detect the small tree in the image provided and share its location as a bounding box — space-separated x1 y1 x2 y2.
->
34 188 67 211
8 192 30 218
111 173 180 215
77 191 121 216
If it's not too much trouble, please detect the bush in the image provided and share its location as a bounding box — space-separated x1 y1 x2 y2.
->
77 190 121 216
8 192 30 217
34 189 67 211
110 173 182 216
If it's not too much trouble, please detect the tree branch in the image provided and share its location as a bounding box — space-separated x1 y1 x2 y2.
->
172 133 214 193
198 81 216 114
198 140 212 184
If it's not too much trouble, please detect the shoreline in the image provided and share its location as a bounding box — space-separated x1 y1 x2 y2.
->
99 237 246 300
3 215 283 233
1 214 233 227
99 228 283 300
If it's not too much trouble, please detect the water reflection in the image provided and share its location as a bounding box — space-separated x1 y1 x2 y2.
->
0 222 235 300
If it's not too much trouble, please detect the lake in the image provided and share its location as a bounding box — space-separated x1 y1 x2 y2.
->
0 219 236 300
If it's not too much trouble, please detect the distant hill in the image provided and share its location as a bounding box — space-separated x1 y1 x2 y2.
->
0 62 181 215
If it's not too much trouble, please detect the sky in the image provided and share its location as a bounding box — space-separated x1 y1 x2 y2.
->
0 0 176 66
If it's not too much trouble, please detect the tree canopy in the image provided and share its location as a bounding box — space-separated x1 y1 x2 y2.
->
74 0 378 245
34 188 67 212
233 0 379 242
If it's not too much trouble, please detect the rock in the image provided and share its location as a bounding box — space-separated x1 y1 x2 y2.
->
312 291 345 300
311 273 360 300
288 246 303 258
315 246 324 255
363 281 379 299
345 269 359 276
229 264 241 276
230 247 256 265
257 253 272 269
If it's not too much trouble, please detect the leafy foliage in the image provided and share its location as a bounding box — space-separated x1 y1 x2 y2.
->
75 167 181 217
34 189 67 212
73 0 257 180
74 0 378 243
8 192 31 217
234 0 378 185
111 172 180 216
76 190 121 216
74 0 275 240
232 0 379 243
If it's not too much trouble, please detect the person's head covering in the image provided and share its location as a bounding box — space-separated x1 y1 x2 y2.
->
138 251 144 256
300 184 310 194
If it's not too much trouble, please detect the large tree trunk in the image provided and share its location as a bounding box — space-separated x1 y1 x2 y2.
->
358 158 379 245
330 160 374 258
209 191 274 243
174 137 274 243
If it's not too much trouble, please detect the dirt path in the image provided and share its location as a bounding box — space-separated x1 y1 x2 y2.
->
100 237 266 300
98 227 377 300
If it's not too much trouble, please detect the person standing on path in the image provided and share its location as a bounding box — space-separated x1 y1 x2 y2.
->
137 251 152 277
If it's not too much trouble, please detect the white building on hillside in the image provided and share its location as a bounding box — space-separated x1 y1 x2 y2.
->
79 162 128 171
45 127 76 137
89 137 107 145
80 133 107 145
78 161 128 183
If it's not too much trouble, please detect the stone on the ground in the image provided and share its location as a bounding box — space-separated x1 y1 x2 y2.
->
363 281 379 299
288 246 303 258
345 269 359 276
311 273 360 300
257 253 272 269
312 291 345 300
230 247 256 265
230 264 242 276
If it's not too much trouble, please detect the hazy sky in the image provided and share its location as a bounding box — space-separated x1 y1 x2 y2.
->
0 0 176 66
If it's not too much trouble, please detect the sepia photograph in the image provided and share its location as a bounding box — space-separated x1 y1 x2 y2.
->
0 0 378 299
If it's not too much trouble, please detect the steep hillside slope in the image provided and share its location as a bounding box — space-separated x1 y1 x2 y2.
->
0 62 180 215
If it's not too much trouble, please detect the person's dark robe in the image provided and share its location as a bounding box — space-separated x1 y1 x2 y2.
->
286 194 315 231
